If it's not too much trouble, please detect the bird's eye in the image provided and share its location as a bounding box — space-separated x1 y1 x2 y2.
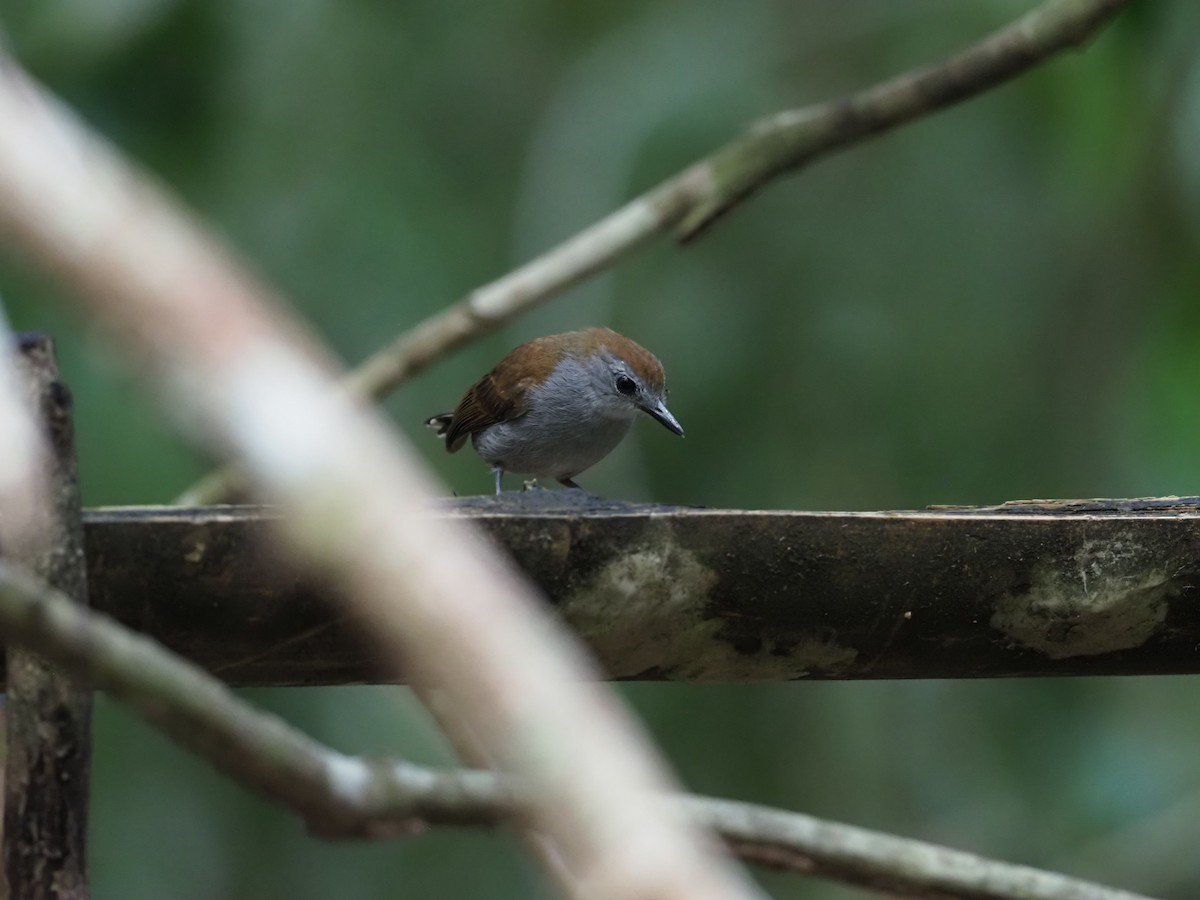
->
615 374 638 396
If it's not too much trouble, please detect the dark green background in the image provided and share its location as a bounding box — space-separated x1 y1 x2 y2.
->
3 1 1200 897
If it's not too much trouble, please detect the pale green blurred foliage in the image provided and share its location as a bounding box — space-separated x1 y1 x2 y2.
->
3 1 1200 897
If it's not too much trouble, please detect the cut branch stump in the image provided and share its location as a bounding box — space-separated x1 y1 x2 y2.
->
3 335 92 900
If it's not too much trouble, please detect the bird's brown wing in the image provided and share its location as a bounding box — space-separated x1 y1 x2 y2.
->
440 347 547 452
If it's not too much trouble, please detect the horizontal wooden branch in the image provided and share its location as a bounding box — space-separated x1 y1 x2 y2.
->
62 495 1200 686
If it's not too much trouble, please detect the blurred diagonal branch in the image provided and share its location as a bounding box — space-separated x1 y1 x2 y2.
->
0 49 762 900
176 0 1130 505
0 316 51 550
0 562 1150 900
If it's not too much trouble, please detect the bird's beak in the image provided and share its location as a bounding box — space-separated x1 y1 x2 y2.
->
642 399 684 437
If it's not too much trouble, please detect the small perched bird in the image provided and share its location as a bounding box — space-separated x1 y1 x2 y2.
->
426 328 684 494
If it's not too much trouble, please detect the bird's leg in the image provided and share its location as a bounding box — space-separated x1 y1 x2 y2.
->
493 468 504 495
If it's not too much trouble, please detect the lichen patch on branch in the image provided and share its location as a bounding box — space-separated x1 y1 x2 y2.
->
990 537 1176 659
560 523 857 681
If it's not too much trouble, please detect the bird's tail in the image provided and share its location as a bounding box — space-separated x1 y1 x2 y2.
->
425 413 453 437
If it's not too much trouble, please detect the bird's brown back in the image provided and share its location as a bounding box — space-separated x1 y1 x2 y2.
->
432 328 665 452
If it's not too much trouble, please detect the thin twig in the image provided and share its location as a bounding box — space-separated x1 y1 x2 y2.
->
173 0 1131 505
0 562 1149 900
0 51 761 900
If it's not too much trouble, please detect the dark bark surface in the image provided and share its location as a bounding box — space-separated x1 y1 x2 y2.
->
4 335 92 899
72 493 1200 686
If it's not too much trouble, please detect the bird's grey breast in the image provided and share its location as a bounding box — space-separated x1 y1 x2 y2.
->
472 355 635 478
